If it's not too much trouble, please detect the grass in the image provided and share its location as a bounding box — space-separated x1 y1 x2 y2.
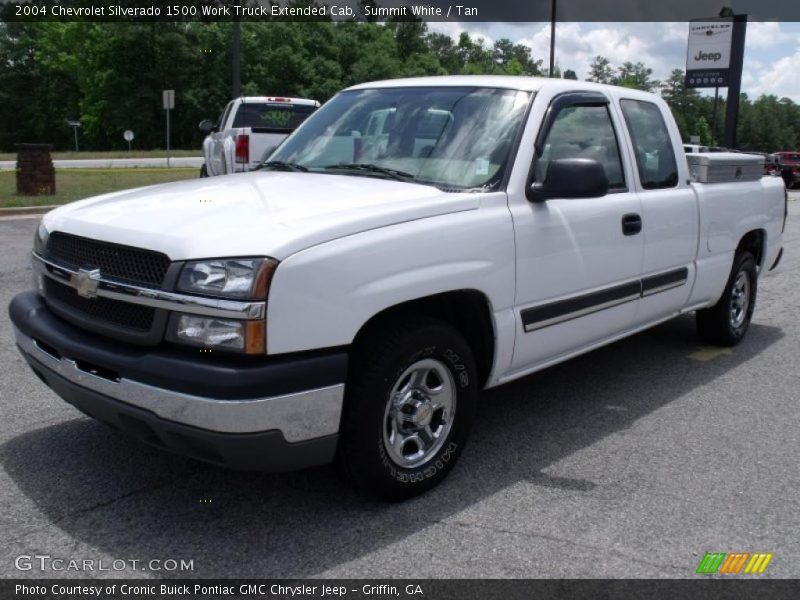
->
0 168 199 208
0 149 201 161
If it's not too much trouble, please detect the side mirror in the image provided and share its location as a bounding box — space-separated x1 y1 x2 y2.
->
198 119 215 134
527 158 609 202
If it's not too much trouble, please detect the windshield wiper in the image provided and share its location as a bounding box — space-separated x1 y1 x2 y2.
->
254 160 308 172
321 163 415 182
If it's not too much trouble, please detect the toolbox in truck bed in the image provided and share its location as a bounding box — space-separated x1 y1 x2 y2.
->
686 152 764 184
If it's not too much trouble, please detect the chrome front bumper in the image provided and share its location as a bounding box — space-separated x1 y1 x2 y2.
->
14 326 344 443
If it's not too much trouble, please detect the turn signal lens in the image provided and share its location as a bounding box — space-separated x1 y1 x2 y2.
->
244 320 266 354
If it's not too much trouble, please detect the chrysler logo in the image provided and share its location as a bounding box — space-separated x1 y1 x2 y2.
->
70 268 102 299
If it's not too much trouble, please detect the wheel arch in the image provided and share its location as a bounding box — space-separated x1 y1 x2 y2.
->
351 290 496 389
736 229 766 269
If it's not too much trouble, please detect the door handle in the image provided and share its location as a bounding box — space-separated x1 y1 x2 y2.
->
622 213 642 236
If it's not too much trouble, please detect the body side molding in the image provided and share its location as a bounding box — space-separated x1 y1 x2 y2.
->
521 267 690 333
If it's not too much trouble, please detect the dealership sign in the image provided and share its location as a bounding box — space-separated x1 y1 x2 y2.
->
685 19 733 88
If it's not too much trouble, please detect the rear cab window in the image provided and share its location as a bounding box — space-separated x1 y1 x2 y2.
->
233 103 317 132
620 99 679 189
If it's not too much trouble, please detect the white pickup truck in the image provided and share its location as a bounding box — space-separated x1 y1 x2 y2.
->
199 96 319 176
10 76 786 500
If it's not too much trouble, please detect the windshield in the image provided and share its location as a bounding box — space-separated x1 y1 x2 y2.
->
268 87 532 191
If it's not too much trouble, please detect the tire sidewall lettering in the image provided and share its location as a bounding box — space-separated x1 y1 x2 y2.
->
379 435 460 483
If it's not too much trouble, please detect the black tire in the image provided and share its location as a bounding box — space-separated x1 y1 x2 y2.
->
338 317 478 500
199 164 208 178
696 251 757 346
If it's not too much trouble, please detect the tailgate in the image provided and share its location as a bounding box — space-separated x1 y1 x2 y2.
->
248 131 287 167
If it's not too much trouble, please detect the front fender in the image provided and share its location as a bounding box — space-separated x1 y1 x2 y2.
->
266 200 515 355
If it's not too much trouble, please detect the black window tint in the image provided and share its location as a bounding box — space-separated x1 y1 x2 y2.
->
232 104 317 132
536 105 625 190
620 99 679 189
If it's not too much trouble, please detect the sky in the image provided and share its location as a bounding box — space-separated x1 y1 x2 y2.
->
427 21 800 101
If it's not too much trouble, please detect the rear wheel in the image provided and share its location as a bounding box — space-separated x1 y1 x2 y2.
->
696 251 757 346
199 164 208 178
338 318 478 500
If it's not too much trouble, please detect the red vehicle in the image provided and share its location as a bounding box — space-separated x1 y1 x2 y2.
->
774 151 800 189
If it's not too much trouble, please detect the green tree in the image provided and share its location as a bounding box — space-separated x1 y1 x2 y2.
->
695 116 713 146
387 17 427 60
7 21 799 153
661 69 701 141
492 38 542 76
0 23 82 150
615 61 658 91
587 55 614 83
426 32 461 73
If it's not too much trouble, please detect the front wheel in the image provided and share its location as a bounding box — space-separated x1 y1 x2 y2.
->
696 251 757 346
338 318 478 500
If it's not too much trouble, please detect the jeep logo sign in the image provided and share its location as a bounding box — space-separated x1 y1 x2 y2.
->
694 51 723 63
686 18 733 88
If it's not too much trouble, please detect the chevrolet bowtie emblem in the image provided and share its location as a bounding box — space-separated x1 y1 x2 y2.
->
70 268 102 299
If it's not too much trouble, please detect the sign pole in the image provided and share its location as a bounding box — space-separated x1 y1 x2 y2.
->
232 18 241 97
711 87 719 144
67 120 81 152
166 105 171 168
722 14 747 149
548 0 556 77
163 90 175 168
123 130 134 155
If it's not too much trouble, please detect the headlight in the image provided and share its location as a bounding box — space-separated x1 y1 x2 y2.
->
177 258 277 299
171 257 275 354
177 315 244 349
168 314 267 354
168 314 265 354
33 221 49 255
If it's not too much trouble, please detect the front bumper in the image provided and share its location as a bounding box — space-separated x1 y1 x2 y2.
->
9 291 347 471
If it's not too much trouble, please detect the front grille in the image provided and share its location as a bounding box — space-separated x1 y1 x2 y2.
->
45 278 155 331
46 232 170 288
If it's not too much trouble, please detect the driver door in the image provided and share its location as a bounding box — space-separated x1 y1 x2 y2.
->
508 92 644 372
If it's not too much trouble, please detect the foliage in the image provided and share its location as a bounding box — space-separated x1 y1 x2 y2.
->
1 23 799 153
0 20 548 151
587 56 614 84
694 116 713 146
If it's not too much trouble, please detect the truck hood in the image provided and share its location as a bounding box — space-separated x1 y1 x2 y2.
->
43 172 481 260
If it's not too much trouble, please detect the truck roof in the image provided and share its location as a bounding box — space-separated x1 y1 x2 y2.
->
234 96 319 106
345 75 658 100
